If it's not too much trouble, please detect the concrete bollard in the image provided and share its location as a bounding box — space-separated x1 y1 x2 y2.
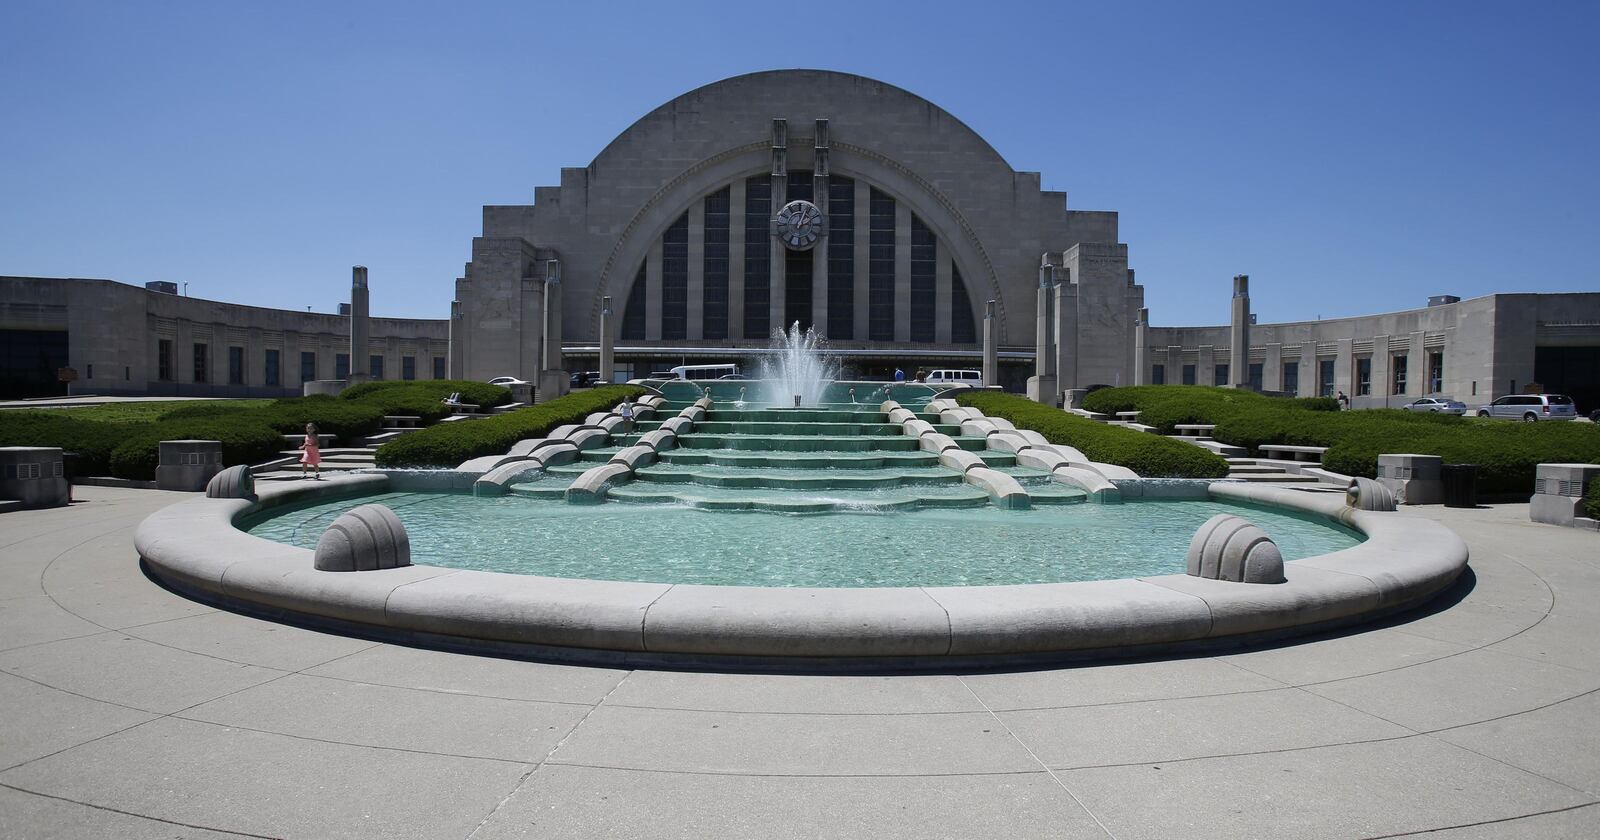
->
1377 453 1443 505
1530 463 1600 529
0 446 70 509
155 440 224 492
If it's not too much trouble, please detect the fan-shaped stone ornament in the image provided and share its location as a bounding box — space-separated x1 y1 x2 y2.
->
1346 477 1397 511
204 464 255 499
1186 514 1286 584
313 504 411 571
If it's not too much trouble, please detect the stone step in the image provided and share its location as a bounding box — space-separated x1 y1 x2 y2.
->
382 415 422 427
1229 473 1322 484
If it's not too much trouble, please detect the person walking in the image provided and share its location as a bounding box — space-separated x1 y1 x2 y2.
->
300 422 322 479
893 367 905 382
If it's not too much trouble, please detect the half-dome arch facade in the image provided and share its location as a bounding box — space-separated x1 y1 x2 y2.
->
451 69 1142 393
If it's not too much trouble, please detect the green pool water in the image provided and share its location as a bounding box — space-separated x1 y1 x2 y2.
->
243 493 1363 588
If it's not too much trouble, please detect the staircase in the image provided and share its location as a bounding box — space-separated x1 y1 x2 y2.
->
1224 457 1322 485
253 415 423 479
507 389 1086 511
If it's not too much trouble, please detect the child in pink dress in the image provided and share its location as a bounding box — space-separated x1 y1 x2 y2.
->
300 422 322 479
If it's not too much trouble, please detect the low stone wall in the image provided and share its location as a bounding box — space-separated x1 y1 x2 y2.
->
135 474 1469 668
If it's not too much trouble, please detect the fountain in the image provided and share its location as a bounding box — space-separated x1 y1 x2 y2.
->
758 321 838 407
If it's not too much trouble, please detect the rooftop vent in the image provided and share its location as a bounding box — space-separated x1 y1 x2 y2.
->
145 281 178 295
338 303 351 316
1428 294 1461 307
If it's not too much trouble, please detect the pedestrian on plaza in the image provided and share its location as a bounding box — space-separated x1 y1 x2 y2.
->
894 367 905 382
1336 390 1350 410
300 422 322 479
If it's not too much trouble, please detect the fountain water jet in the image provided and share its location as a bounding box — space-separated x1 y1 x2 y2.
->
759 321 838 407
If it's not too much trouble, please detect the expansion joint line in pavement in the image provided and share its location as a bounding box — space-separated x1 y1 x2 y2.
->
954 674 1120 840
464 667 638 840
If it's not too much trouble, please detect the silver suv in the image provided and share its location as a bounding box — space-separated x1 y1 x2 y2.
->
1476 394 1578 422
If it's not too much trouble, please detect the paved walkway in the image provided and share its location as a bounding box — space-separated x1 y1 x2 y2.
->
1 487 1597 839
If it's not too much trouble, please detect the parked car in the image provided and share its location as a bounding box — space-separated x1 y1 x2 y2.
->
487 376 528 386
1475 394 1579 422
569 371 603 387
1403 397 1467 415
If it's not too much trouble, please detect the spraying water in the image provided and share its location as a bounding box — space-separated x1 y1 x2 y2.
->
758 321 839 407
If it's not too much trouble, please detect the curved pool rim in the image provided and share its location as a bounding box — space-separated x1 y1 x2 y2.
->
135 472 1469 669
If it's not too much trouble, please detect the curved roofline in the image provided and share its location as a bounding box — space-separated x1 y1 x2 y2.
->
589 69 1013 170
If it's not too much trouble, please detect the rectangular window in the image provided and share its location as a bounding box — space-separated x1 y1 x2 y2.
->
1182 364 1197 386
1283 361 1299 394
660 212 688 340
192 343 208 383
1151 364 1166 385
743 176 771 339
433 357 446 379
264 349 280 386
951 266 976 345
1356 357 1372 396
1427 351 1443 393
1391 354 1407 395
784 248 812 332
1248 362 1263 391
369 355 383 381
300 351 316 382
827 177 854 340
228 346 244 385
402 356 415 381
702 187 730 340
868 187 896 341
335 353 350 380
1214 363 1230 387
1318 359 1335 397
157 339 173 381
87 363 93 379
909 216 936 342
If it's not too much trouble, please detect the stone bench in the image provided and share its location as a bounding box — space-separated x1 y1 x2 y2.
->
443 402 480 415
1115 411 1141 420
382 415 421 428
1259 444 1328 463
1174 424 1216 438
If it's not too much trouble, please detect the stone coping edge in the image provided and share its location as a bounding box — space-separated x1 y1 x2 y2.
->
134 474 1470 666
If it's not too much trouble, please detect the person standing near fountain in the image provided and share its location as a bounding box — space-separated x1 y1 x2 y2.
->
299 422 321 480
894 367 905 382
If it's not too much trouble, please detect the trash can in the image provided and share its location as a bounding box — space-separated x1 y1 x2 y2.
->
1440 463 1478 508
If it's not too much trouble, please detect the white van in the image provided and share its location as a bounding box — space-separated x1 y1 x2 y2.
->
667 363 741 381
925 369 983 386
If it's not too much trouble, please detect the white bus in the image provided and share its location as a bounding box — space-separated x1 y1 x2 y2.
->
666 363 742 381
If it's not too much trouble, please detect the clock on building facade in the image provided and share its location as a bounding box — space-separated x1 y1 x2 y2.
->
773 199 826 250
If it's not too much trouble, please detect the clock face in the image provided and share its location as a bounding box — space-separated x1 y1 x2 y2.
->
774 200 826 251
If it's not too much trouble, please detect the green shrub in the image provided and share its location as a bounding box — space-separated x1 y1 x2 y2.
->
1587 476 1600 520
341 379 509 408
106 419 286 481
162 396 385 440
0 411 142 476
1293 397 1341 412
1086 385 1600 496
374 385 647 468
954 392 1230 478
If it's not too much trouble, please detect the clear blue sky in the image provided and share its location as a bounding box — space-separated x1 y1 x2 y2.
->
2 0 1595 326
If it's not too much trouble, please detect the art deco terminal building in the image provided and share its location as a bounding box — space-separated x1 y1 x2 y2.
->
2 70 1597 409
451 69 1141 394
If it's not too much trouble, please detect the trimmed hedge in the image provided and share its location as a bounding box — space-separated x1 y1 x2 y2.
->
954 392 1230 478
1081 386 1600 496
0 411 139 477
1587 477 1600 520
374 385 647 468
162 396 386 440
106 420 286 481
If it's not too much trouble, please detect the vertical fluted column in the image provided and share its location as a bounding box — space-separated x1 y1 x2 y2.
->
1134 307 1150 386
982 300 998 387
1230 275 1250 389
599 295 614 384
348 266 370 384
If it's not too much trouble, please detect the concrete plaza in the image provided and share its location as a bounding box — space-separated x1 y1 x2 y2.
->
1 486 1597 839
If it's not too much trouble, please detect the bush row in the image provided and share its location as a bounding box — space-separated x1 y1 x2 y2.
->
954 392 1231 479
1080 386 1600 495
0 380 516 480
1588 477 1600 520
373 385 647 468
